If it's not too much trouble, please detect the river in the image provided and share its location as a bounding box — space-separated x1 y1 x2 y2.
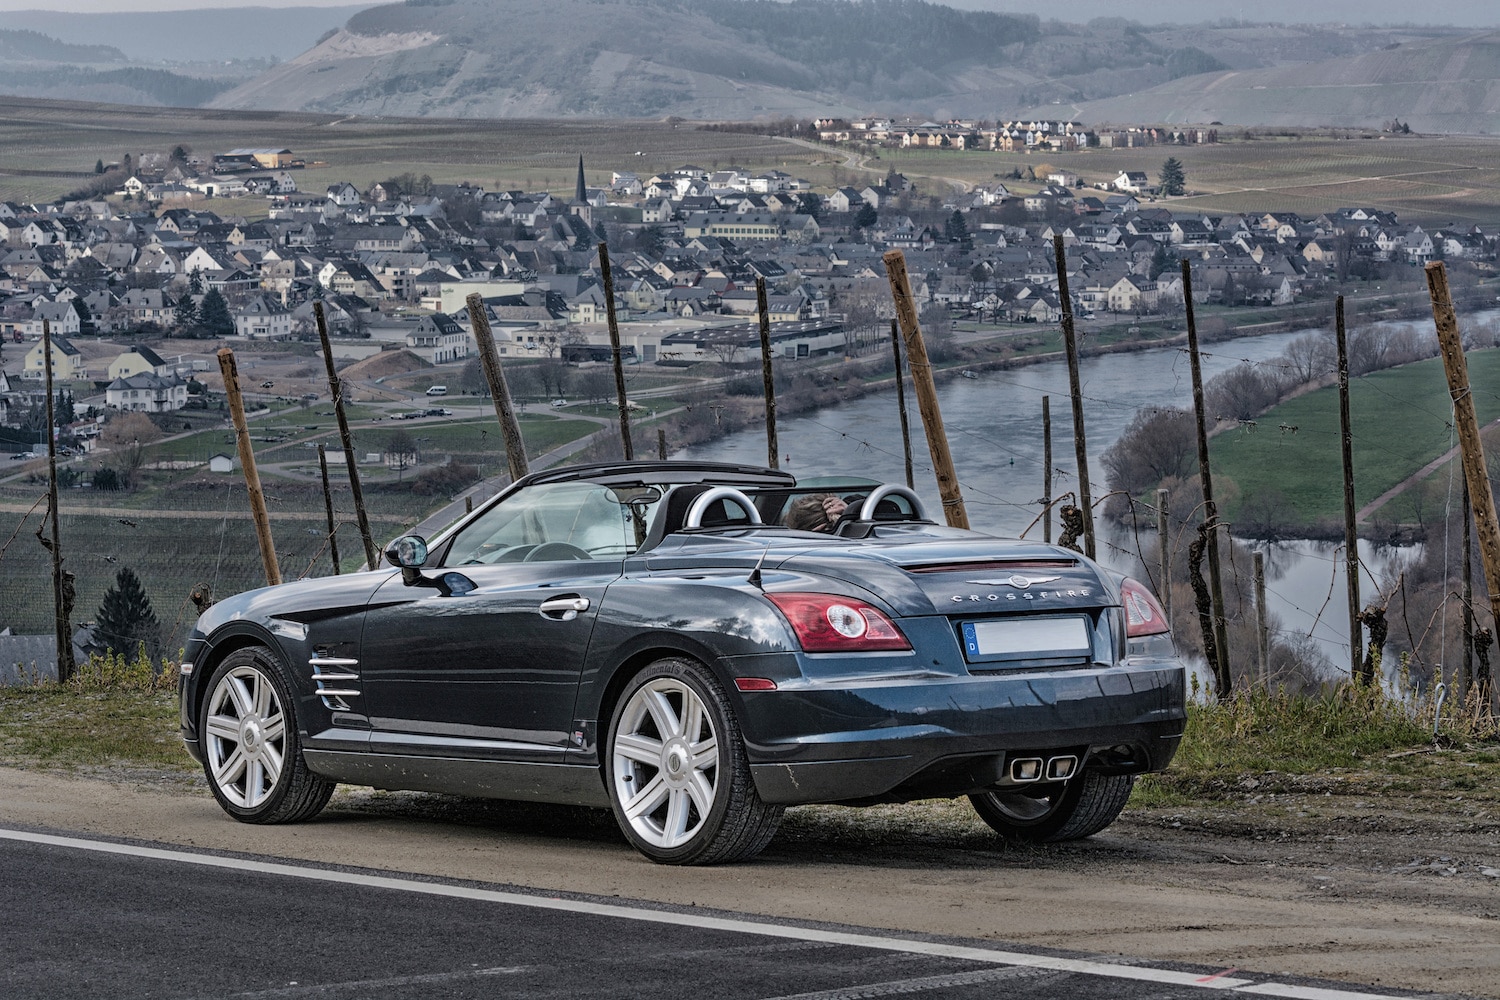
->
675 322 1460 675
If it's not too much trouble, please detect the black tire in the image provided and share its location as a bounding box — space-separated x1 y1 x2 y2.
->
969 771 1135 843
606 657 783 865
198 647 334 824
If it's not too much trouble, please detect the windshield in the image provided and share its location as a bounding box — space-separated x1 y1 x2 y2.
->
443 480 663 565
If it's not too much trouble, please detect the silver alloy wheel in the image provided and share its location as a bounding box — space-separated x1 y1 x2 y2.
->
203 664 288 810
610 676 721 850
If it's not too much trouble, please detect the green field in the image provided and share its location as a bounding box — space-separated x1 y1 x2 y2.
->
1210 349 1500 528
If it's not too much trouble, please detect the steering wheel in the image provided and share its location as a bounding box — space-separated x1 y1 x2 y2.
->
523 541 591 562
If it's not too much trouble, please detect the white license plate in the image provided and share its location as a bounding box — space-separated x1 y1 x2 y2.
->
962 616 1091 660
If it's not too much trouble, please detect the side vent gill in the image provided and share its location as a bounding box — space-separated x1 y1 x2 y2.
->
310 656 360 711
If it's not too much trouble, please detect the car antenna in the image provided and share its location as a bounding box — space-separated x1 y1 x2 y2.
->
747 544 770 590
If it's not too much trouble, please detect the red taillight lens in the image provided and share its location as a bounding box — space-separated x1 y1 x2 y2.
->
766 593 912 652
1121 577 1170 637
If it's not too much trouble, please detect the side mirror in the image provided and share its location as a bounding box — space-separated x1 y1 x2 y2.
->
385 534 429 586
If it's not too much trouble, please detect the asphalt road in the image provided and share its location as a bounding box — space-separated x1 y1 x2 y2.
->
0 828 1468 1000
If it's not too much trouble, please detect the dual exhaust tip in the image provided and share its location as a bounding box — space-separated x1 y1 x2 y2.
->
1010 755 1077 783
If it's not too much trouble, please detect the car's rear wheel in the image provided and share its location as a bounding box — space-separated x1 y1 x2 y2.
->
969 771 1135 843
199 647 334 824
606 657 783 865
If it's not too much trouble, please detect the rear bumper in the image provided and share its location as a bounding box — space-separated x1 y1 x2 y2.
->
738 658 1185 805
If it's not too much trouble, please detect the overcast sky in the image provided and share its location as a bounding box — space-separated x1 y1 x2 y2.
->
0 0 1494 26
0 0 366 11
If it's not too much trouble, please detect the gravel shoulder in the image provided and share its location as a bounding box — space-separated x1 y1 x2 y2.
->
2 763 1496 998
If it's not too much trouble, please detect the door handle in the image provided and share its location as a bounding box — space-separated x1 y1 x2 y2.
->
538 596 590 621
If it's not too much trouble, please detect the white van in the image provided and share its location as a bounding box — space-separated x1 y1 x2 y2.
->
425 385 448 396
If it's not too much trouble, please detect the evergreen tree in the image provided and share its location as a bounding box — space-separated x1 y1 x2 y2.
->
122 152 133 176
174 292 199 334
945 209 971 247
198 288 234 337
95 566 161 660
1159 157 1186 197
853 202 878 230
71 297 92 334
94 159 104 175
1149 242 1176 279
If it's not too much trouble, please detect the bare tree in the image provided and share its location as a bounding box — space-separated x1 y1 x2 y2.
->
1102 407 1196 497
706 337 743 365
100 411 163 487
579 369 614 403
384 429 418 481
1283 332 1333 384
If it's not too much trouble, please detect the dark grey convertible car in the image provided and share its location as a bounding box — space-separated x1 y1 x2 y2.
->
179 461 1186 864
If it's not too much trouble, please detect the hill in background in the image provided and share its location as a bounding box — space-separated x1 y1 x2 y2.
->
1049 30 1500 134
1 0 1498 131
0 5 372 62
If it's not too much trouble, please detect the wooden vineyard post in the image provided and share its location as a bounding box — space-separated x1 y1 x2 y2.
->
882 249 968 529
1182 259 1232 695
1335 296 1365 683
1428 261 1500 710
756 277 778 469
42 320 75 681
1054 235 1095 559
1157 486 1170 622
217 347 281 587
314 302 377 570
890 320 914 490
465 293 529 483
1254 550 1268 685
1043 396 1053 543
597 242 634 460
317 444 341 575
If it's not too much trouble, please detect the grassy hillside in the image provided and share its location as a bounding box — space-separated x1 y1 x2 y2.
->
1210 350 1500 530
208 0 1439 122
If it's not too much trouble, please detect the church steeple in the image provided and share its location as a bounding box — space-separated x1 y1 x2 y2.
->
574 154 587 204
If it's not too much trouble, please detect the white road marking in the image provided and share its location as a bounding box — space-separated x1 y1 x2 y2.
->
0 828 1414 1000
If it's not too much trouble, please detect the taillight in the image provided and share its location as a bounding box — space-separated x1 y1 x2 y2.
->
1121 577 1170 637
766 592 912 652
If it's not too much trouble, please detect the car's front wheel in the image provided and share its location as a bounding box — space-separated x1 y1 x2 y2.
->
606 657 783 864
969 771 1135 843
199 647 334 824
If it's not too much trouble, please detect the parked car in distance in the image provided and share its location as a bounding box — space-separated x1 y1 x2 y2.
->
260 380 275 389
9 451 37 460
426 385 448 396
178 461 1186 865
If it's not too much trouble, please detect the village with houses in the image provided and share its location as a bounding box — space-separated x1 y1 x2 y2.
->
0 134 1491 463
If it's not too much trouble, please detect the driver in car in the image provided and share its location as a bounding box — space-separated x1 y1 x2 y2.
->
784 493 848 532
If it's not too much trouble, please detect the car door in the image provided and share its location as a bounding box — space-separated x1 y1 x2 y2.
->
360 557 621 760
359 479 649 762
